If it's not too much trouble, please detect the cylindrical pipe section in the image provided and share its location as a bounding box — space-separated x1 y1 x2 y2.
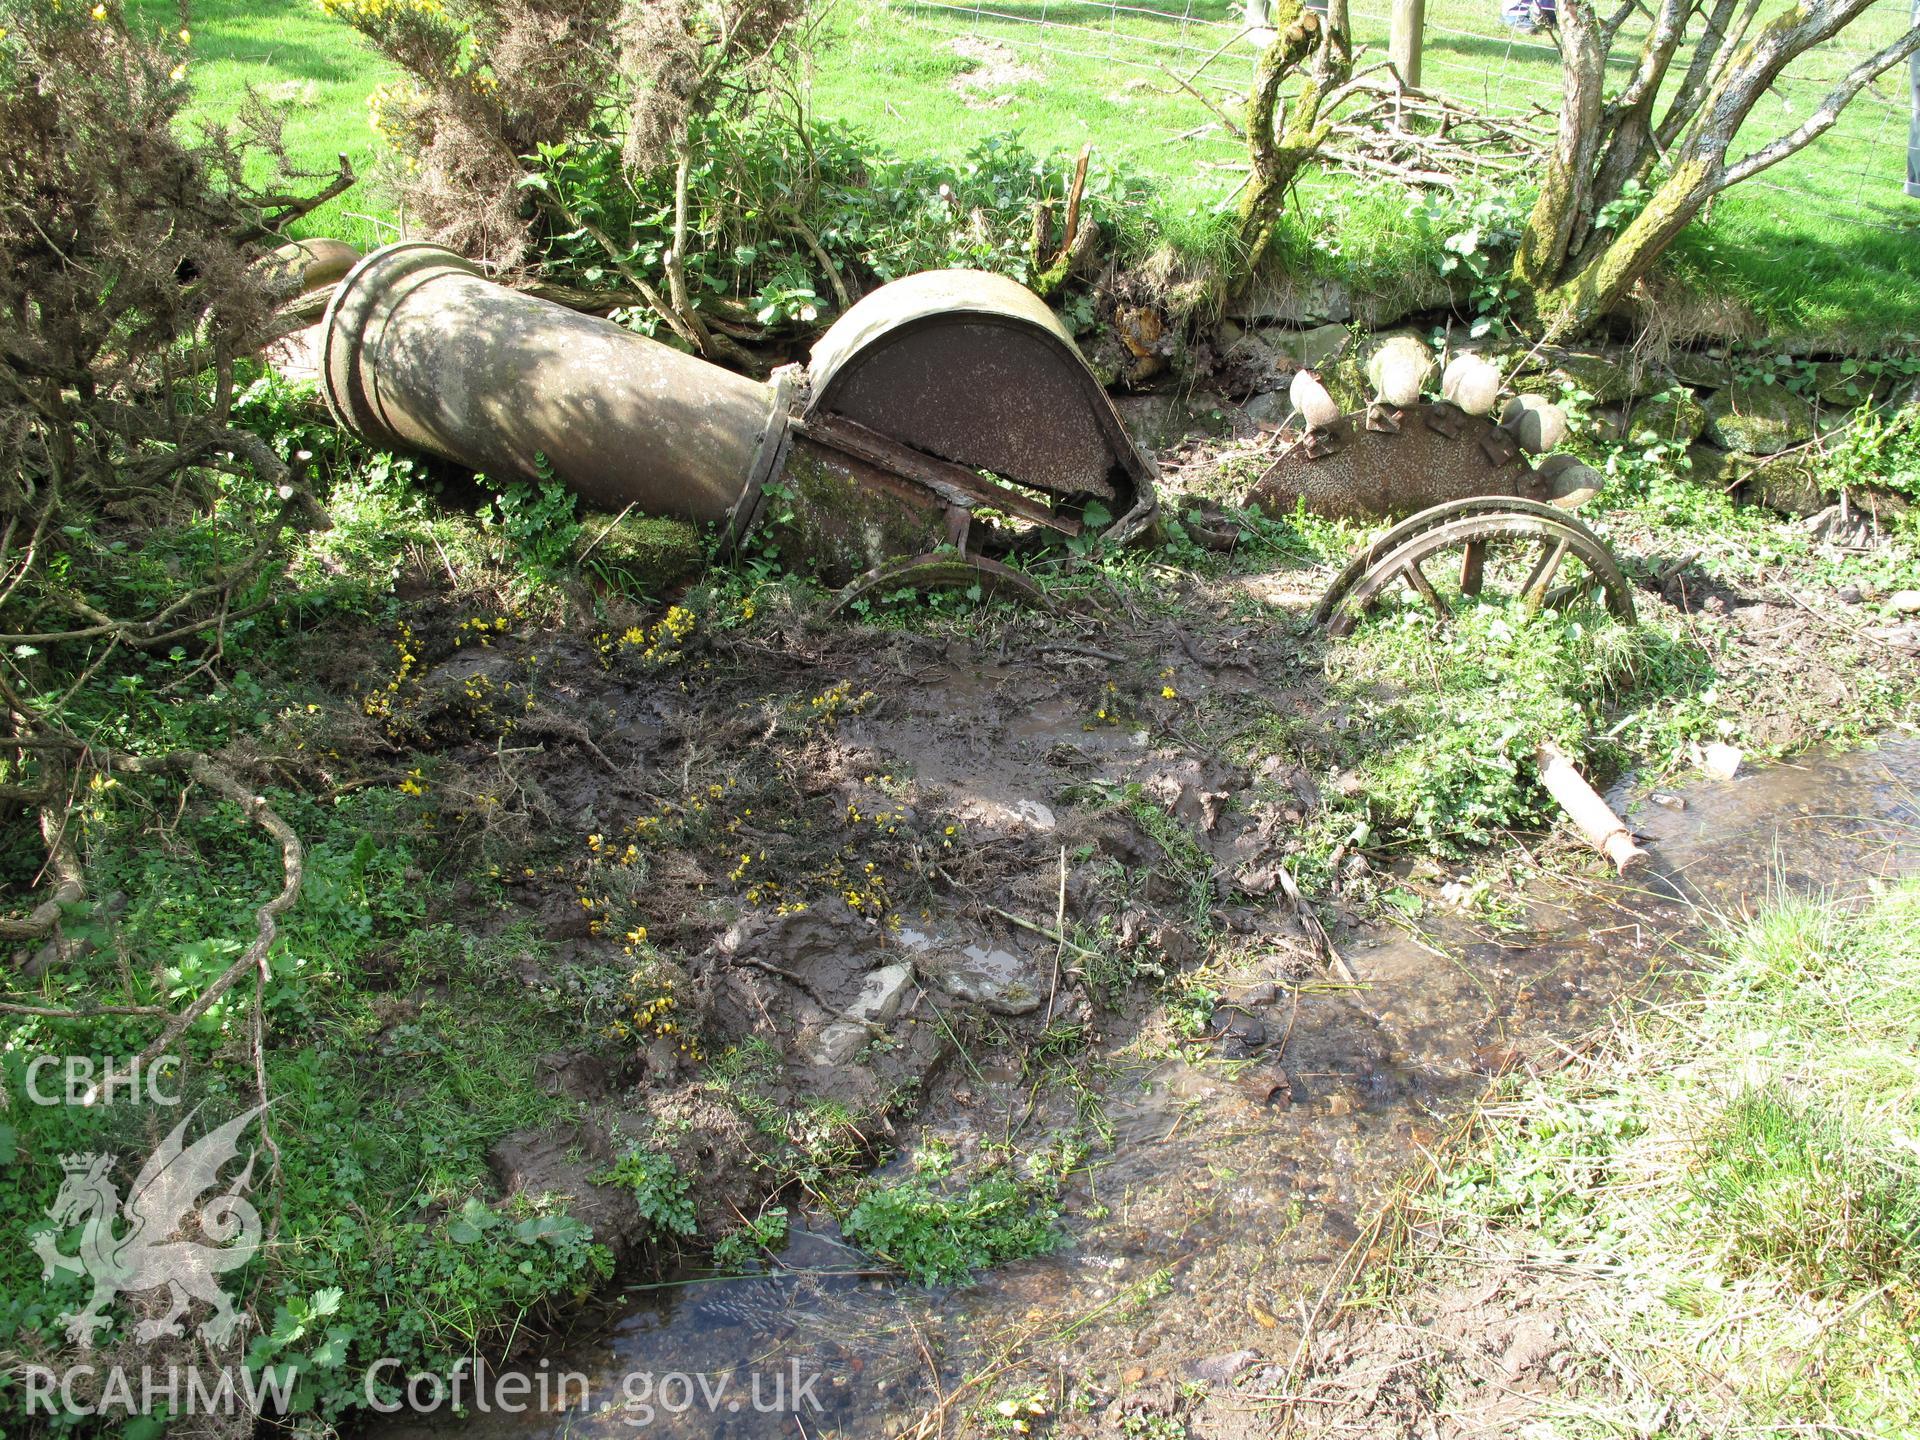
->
1535 741 1648 874
320 242 786 530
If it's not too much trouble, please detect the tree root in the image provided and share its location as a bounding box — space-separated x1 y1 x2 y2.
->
0 795 85 944
0 743 305 1068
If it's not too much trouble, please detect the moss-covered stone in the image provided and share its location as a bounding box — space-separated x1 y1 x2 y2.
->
1627 386 1708 445
1508 346 1647 405
1321 352 1371 413
1811 359 1882 410
1226 274 1353 326
1264 322 1354 371
1738 452 1829 517
1703 381 1815 456
1668 352 1737 390
575 511 704 597
1683 442 1732 488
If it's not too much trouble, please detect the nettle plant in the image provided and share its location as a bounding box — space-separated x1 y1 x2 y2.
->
1429 189 1531 339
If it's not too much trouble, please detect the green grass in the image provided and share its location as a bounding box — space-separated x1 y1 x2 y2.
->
820 0 1920 336
150 0 1920 335
1401 879 1920 1433
130 0 394 250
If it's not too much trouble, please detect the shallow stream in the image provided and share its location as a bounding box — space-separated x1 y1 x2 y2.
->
373 737 1920 1439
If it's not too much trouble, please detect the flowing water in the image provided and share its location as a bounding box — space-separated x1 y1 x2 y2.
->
369 738 1920 1439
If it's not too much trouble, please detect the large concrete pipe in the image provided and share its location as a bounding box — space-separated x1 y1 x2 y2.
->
321 242 788 536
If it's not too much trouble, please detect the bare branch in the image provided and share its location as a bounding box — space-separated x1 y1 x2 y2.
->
1720 25 1920 189
125 753 304 1067
0 794 84 944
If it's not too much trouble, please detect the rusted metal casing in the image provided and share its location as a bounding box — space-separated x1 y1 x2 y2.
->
321 242 787 533
807 269 1157 542
1248 403 1531 521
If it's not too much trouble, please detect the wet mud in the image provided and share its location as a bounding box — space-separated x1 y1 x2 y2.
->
365 668 1920 1440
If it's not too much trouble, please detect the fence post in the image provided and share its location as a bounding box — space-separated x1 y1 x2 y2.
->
1389 0 1424 87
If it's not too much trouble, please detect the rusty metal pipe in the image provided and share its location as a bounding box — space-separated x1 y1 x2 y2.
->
320 242 787 533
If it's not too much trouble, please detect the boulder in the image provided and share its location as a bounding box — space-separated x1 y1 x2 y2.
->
1228 274 1352 325
1350 271 1454 329
1668 351 1738 390
1683 443 1733 487
1739 452 1829 517
1811 360 1881 410
1531 346 1646 405
1263 322 1354 372
575 511 702 597
1241 390 1293 427
1626 386 1709 445
1703 381 1815 455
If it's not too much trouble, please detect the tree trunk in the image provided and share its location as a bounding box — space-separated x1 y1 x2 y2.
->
1513 0 1920 338
1234 3 1348 283
1511 0 1608 295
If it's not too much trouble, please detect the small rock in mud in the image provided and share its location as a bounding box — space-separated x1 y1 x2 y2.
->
1471 1043 1525 1076
1649 791 1686 811
1235 1067 1293 1107
954 796 1056 835
1187 1349 1261 1385
1209 1006 1267 1057
1892 588 1920 614
808 1021 873 1067
920 944 1044 1015
850 962 916 1025
1234 861 1282 896
805 962 917 1065
1698 741 1744 780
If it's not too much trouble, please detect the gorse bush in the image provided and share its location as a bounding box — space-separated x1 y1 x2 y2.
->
0 0 338 698
329 0 1147 351
321 0 624 267
533 118 1145 337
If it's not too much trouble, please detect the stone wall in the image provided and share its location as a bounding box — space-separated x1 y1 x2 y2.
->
1138 292 1913 519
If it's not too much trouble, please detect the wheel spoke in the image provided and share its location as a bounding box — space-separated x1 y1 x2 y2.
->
1459 539 1487 597
1521 537 1569 608
1399 557 1448 619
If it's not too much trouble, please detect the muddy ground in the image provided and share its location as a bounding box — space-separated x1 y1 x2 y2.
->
304 407 1920 1438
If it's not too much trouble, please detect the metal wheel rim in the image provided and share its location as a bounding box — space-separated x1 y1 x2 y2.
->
1313 496 1621 627
1321 511 1636 637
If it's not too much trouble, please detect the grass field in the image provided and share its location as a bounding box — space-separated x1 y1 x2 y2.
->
1384 879 1920 1432
818 0 1920 336
152 0 1920 338
132 0 393 249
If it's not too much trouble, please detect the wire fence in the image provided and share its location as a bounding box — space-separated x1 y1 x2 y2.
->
886 0 1920 233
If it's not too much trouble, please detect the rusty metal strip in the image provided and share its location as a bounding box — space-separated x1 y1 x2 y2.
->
797 413 1084 537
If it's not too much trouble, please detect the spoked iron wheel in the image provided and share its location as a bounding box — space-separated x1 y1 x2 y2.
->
1313 496 1636 637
